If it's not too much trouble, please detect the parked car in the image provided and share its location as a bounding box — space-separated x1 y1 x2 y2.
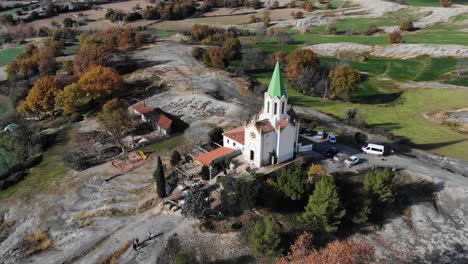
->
304 128 313 136
327 133 337 144
322 147 338 158
361 143 385 156
316 131 326 139
344 155 360 167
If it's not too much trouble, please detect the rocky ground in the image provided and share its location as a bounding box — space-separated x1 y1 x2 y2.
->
272 0 467 32
304 113 468 263
128 40 260 140
305 43 468 59
0 38 256 264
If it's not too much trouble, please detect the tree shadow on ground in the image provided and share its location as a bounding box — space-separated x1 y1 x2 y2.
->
391 136 466 155
368 122 402 131
335 170 445 239
117 58 174 75
352 92 402 105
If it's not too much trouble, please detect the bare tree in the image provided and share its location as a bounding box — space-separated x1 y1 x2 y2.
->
241 47 268 70
255 25 266 43
291 66 328 97
276 31 294 46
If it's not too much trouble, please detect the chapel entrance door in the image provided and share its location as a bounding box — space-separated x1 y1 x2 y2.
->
250 150 254 161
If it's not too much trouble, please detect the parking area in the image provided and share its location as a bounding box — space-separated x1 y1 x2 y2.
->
302 133 402 174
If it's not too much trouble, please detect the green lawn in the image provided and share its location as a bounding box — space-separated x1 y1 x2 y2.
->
257 29 468 48
0 147 14 176
0 96 12 120
0 45 25 66
404 0 468 6
321 57 459 83
0 129 70 200
249 68 468 160
62 45 80 56
154 30 177 37
404 31 468 46
288 88 468 160
0 8 19 16
141 134 185 152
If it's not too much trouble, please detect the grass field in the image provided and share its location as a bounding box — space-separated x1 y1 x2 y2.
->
318 57 459 82
0 8 19 16
255 28 468 48
0 96 12 120
0 129 70 200
153 30 177 37
404 0 468 6
0 45 25 66
250 68 468 160
289 88 468 159
62 45 80 56
141 134 185 152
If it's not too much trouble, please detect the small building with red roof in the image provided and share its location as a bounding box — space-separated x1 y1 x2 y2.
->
129 102 175 136
193 147 240 180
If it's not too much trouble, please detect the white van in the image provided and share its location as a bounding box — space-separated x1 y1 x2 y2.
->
361 143 385 156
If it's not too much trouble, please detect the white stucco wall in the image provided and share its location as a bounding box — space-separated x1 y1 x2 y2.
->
277 122 297 163
261 131 276 166
223 136 244 151
244 125 262 167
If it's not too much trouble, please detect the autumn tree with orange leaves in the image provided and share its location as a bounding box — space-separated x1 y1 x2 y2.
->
286 49 320 80
73 44 115 76
207 46 228 68
278 232 374 264
77 66 125 102
19 76 63 115
56 83 85 114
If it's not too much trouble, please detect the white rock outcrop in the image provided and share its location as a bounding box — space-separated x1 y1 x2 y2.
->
305 43 468 59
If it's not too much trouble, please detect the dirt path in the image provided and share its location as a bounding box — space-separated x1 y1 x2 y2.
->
398 81 468 90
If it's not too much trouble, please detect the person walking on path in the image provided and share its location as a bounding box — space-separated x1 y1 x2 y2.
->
132 240 137 251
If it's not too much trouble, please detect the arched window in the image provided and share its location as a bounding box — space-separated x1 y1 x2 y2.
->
281 101 285 114
267 102 270 113
274 103 277 115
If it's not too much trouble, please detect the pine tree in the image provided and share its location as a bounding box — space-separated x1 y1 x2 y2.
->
153 156 166 198
299 176 345 233
364 168 395 204
170 150 182 166
277 168 307 200
249 214 282 257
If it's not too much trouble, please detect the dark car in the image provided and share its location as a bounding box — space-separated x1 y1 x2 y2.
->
322 147 338 158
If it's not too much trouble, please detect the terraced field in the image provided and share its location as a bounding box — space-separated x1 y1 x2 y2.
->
0 45 25 66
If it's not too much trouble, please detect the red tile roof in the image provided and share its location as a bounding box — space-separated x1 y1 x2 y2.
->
255 119 274 133
146 111 173 130
277 118 289 130
224 125 245 145
194 147 236 166
131 102 153 115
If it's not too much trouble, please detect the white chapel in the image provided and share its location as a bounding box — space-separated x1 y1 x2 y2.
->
223 61 299 167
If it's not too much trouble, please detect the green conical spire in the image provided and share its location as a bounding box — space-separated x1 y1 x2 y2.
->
267 61 287 98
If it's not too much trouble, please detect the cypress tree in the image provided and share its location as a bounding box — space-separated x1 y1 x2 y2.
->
170 150 182 166
153 156 166 198
299 176 345 233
